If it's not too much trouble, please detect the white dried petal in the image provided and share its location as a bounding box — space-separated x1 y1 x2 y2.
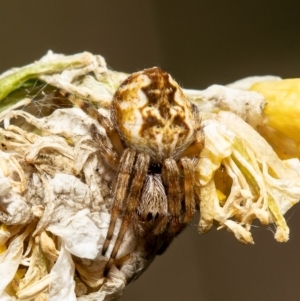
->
3 108 92 137
284 158 300 174
0 152 26 193
198 179 216 233
0 225 10 245
185 84 266 128
40 231 59 261
47 209 101 259
17 275 50 300
222 220 254 244
0 177 11 196
0 225 34 298
0 238 23 296
38 51 114 108
16 237 49 299
197 119 235 186
1 191 31 225
0 294 16 301
202 119 234 159
49 242 76 301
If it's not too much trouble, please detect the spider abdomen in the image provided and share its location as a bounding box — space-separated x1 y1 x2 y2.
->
111 67 199 162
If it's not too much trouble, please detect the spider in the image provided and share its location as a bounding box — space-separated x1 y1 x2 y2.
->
70 67 204 277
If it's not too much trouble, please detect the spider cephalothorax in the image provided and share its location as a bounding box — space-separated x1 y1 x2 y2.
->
70 67 204 276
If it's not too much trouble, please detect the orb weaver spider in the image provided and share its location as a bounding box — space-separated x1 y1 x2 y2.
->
70 67 204 276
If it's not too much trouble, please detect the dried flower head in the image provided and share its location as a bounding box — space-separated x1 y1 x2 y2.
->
1 52 300 300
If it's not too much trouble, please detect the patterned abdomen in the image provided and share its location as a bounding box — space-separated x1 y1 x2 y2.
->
111 67 198 162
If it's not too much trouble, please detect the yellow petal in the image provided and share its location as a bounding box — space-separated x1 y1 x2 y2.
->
250 79 300 159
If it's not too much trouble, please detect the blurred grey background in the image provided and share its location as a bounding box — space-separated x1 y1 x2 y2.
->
1 1 300 300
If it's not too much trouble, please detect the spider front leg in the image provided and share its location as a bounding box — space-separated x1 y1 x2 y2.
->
103 151 150 276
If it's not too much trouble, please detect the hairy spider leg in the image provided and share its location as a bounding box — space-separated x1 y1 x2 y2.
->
90 124 120 169
102 149 136 256
152 159 182 255
104 151 150 276
180 157 196 224
69 95 124 156
163 159 182 235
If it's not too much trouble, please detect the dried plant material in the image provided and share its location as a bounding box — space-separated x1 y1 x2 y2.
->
0 51 300 300
39 231 59 261
184 84 266 128
226 75 281 90
250 78 300 159
196 111 300 243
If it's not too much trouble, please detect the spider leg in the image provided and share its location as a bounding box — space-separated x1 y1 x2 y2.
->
163 158 182 235
180 157 196 225
102 148 136 256
90 124 119 169
69 95 124 156
104 152 150 276
151 158 182 255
